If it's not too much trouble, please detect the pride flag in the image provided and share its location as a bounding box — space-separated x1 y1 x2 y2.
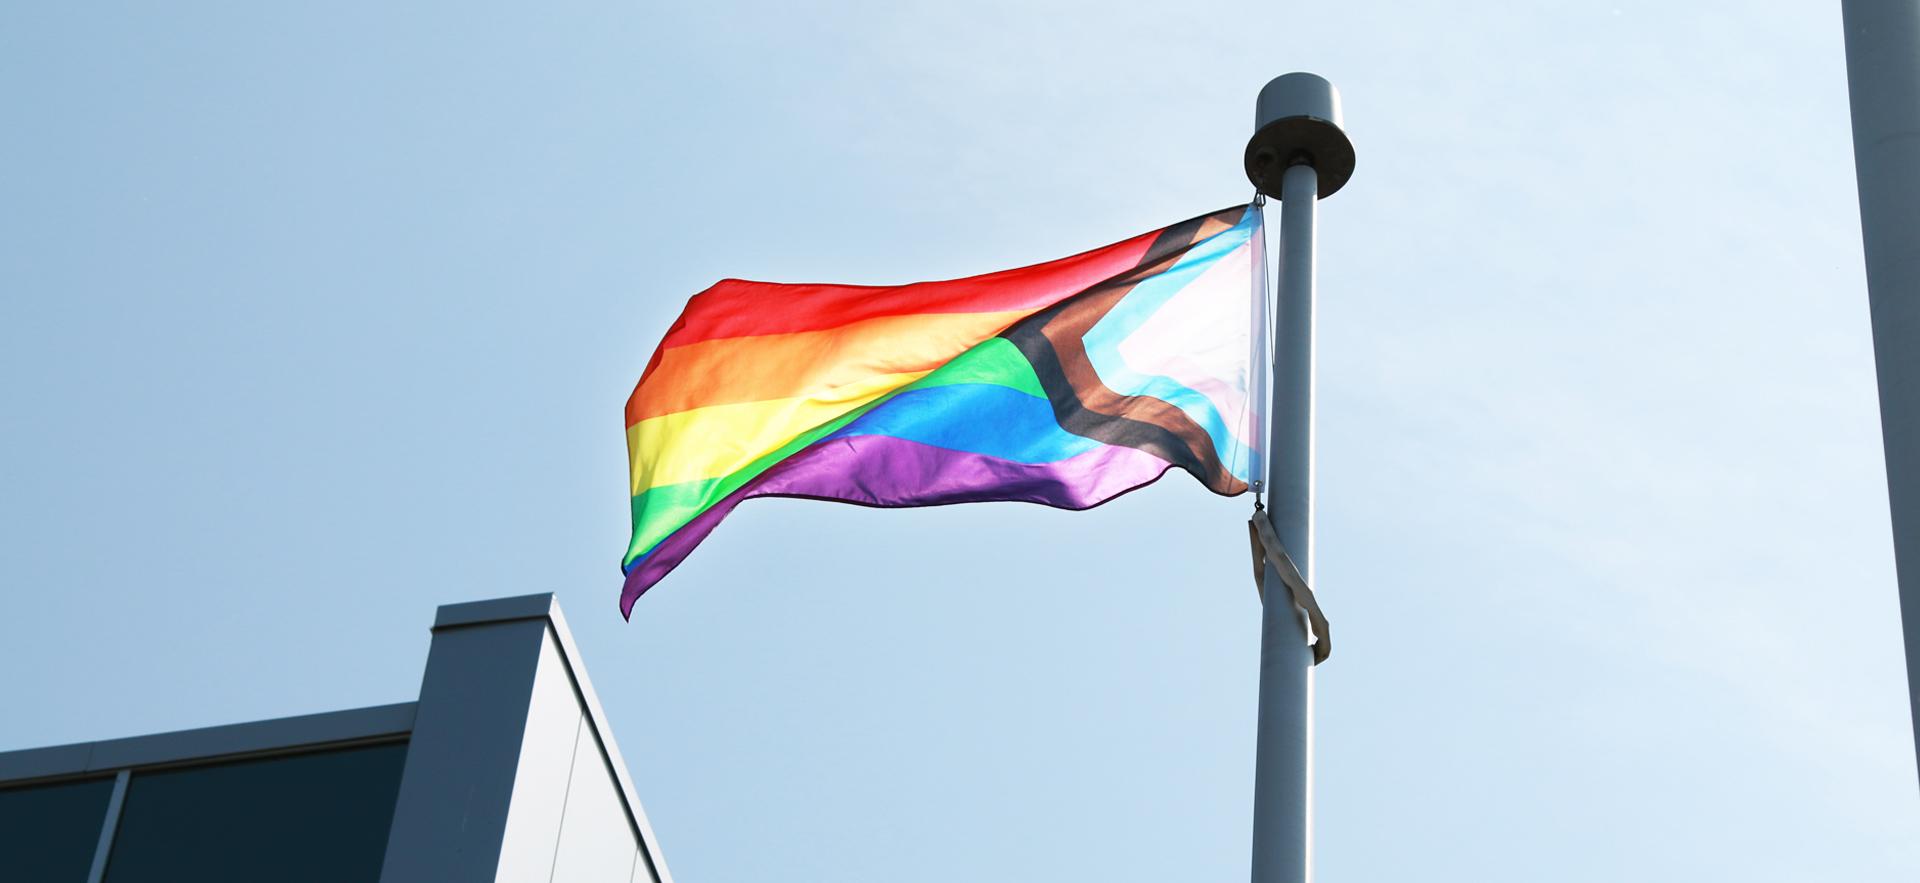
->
622 204 1267 613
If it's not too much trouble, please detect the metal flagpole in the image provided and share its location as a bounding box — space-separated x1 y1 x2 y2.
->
1840 0 1920 784
1243 72 1353 883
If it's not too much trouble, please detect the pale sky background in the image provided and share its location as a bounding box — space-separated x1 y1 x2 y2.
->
3 2 1917 880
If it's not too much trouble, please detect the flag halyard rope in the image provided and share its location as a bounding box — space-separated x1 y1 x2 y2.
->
1247 502 1331 665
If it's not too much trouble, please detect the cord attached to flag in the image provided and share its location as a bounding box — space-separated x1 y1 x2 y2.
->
1248 502 1331 665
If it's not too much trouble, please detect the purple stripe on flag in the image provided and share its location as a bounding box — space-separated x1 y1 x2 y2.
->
620 436 1172 615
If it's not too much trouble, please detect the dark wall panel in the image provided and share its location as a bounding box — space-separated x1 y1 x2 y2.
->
0 777 116 882
103 742 408 883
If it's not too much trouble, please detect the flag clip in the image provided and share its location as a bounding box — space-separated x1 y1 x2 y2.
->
1247 502 1331 665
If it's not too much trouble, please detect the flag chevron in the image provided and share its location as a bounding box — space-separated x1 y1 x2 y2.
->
621 204 1266 614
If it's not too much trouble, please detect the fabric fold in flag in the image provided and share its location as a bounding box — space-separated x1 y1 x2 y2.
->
622 204 1267 614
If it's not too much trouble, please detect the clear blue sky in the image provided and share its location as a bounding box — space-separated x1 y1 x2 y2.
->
3 2 1916 880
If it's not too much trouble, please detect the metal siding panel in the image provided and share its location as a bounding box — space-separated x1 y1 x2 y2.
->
379 620 547 882
0 704 417 787
549 726 637 883
101 744 408 882
0 744 93 784
493 637 584 883
83 770 129 883
434 593 558 630
0 776 117 881
379 596 674 883
542 605 674 883
1843 0 1920 783
85 704 418 773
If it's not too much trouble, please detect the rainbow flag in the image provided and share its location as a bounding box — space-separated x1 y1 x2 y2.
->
622 204 1268 613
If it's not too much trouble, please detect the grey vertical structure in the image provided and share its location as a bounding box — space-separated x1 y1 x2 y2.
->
0 592 671 881
1841 0 1920 782
0 705 417 881
1243 72 1354 883
380 594 674 883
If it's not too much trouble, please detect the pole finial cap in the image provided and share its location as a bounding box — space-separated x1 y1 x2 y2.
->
1245 72 1355 199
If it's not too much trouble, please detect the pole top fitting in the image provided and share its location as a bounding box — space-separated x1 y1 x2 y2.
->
1245 72 1355 199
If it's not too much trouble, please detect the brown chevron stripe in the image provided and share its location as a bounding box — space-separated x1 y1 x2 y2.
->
1002 205 1251 496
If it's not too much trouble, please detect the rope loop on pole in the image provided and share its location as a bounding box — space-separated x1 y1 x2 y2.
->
1247 502 1331 665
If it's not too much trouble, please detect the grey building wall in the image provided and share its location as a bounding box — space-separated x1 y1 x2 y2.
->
0 594 672 883
379 594 672 883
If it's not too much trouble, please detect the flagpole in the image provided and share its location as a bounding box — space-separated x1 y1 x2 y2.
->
1840 0 1920 785
1244 72 1353 883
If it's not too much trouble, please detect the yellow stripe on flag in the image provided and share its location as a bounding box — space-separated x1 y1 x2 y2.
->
627 370 931 493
